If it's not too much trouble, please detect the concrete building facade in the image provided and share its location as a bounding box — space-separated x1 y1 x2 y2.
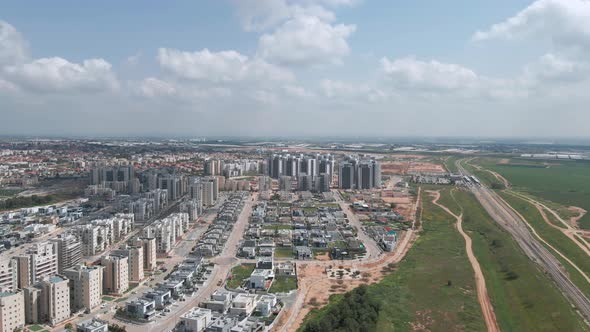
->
0 291 25 332
63 265 104 312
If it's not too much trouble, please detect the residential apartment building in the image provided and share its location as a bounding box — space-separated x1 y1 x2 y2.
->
0 258 17 292
0 290 25 332
15 242 59 289
24 276 71 326
101 255 129 295
51 233 82 274
63 265 104 312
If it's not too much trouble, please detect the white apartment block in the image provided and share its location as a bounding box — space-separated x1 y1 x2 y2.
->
0 258 17 292
15 242 59 289
0 290 25 332
142 213 189 254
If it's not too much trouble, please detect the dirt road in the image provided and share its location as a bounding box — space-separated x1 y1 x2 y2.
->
429 190 500 332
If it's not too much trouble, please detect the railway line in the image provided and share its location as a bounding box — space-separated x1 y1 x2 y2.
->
456 160 590 323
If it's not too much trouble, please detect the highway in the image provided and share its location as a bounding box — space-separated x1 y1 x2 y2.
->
456 160 590 322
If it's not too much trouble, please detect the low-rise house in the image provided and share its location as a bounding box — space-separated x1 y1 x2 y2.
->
275 261 295 276
126 298 155 320
76 318 108 332
181 307 212 332
229 293 257 316
144 289 171 309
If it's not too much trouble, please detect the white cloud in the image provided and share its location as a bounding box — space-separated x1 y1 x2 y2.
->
138 77 176 98
258 14 355 66
233 0 357 31
473 0 590 52
126 52 142 66
0 20 29 66
523 53 589 84
381 57 478 90
135 77 232 102
157 48 294 82
320 79 386 103
0 78 19 94
3 57 119 93
283 84 313 98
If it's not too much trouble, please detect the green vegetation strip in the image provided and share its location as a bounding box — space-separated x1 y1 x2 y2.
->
301 187 486 331
274 247 293 258
472 157 590 228
227 263 255 289
500 192 590 299
453 190 589 331
269 276 297 293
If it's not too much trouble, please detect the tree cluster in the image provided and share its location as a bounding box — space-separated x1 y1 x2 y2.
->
302 284 380 332
0 194 55 210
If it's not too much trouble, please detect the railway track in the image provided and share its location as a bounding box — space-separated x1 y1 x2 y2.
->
457 160 590 323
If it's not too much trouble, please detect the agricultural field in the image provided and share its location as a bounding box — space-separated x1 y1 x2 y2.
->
453 189 589 331
471 157 590 228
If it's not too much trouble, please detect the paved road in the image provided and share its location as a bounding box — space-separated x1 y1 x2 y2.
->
122 192 256 332
332 189 382 259
457 159 590 322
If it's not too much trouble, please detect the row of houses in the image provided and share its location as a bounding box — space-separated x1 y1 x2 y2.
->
193 193 247 257
124 257 205 321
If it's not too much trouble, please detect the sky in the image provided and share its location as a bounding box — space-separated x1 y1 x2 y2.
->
1 0 590 138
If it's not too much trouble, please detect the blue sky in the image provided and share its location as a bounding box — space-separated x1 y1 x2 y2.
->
1 0 589 137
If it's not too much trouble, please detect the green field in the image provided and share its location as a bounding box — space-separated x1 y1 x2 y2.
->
473 158 590 228
301 187 590 332
262 224 293 231
443 155 460 173
269 275 297 293
499 192 590 299
227 263 255 289
0 188 23 198
275 247 293 258
302 187 486 331
453 189 589 331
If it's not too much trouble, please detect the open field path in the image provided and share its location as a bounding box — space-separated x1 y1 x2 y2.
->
429 190 500 332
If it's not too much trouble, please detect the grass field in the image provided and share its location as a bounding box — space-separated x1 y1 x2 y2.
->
453 189 589 331
275 247 293 258
499 192 590 299
472 158 590 228
443 155 460 173
0 188 23 198
227 263 255 289
269 275 297 293
301 187 590 331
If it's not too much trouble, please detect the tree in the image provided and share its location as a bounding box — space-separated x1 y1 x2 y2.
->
64 323 73 331
108 324 127 332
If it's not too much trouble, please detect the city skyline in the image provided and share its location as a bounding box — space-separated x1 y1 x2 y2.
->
1 0 589 137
